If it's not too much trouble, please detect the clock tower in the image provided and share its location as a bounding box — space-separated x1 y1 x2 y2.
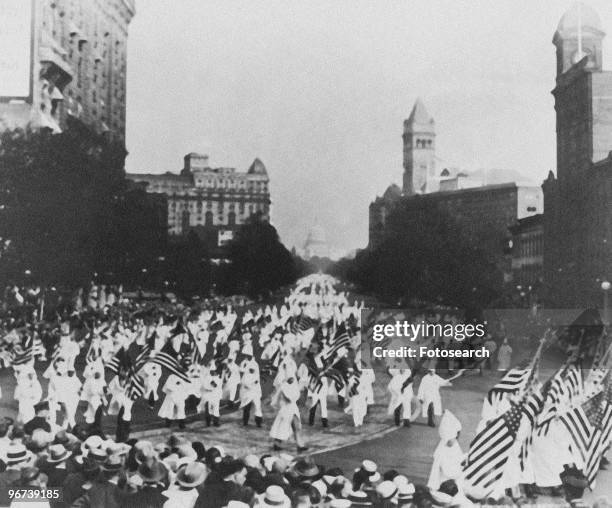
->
403 99 436 195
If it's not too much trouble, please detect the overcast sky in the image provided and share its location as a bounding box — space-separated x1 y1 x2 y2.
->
125 0 612 255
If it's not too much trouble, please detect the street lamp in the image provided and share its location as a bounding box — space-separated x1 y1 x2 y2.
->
602 280 611 326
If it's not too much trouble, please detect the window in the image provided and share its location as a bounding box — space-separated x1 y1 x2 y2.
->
228 212 236 225
205 211 213 226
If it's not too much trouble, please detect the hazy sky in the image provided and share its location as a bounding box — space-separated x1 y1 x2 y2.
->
125 0 612 255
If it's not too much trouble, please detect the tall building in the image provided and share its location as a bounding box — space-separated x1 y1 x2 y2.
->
370 99 542 279
127 153 271 252
542 2 612 306
403 99 437 195
0 0 135 140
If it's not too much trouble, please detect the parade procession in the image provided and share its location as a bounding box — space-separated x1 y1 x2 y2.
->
0 274 609 507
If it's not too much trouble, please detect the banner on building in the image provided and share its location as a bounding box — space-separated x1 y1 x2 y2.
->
0 0 34 101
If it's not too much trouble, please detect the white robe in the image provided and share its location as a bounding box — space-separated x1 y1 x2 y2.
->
428 439 464 490
270 382 301 441
417 373 451 417
158 374 189 420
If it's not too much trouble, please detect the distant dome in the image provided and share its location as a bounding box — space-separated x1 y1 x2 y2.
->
557 2 602 33
306 225 327 245
383 183 402 200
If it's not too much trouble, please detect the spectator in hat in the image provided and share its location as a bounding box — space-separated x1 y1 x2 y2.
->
195 458 249 508
0 418 12 461
352 460 381 491
72 454 126 508
255 485 290 508
163 462 207 508
119 458 169 508
24 400 51 434
40 443 72 487
62 457 101 506
0 442 35 505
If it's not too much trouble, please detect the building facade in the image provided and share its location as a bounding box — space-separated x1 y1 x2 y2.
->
508 214 544 288
542 3 612 307
0 0 135 140
128 153 271 250
370 99 542 279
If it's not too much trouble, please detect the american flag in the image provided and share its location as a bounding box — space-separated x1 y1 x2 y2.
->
559 405 594 463
486 368 530 403
146 343 191 383
348 366 362 397
462 401 524 497
105 347 146 401
584 400 612 487
321 323 351 365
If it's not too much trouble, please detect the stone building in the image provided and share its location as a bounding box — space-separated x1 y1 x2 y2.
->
369 99 542 279
508 214 544 288
542 3 612 307
0 0 135 140
127 153 271 251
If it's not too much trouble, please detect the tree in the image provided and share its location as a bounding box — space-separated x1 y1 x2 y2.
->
332 200 502 309
224 215 300 297
0 124 166 288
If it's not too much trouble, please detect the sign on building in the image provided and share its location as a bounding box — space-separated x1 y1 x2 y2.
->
218 230 234 246
0 0 34 101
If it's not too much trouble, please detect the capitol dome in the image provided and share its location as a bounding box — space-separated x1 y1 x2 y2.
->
306 224 327 245
557 2 603 34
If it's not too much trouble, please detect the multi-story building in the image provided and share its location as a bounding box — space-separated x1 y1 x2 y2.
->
508 214 544 288
127 152 271 252
0 0 135 141
542 3 612 307
369 99 542 279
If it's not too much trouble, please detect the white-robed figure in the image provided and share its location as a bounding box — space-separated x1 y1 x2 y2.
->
198 364 222 427
141 362 162 408
222 357 241 404
361 367 376 406
240 363 263 427
417 368 452 427
14 368 42 424
307 371 329 428
428 410 464 491
158 373 190 428
107 372 135 442
345 368 368 427
80 363 107 424
49 368 82 429
270 376 308 452
387 367 413 427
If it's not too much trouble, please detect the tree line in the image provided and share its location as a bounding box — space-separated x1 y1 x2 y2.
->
0 124 308 298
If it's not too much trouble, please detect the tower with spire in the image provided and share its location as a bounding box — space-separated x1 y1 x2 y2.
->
402 98 436 195
542 2 612 307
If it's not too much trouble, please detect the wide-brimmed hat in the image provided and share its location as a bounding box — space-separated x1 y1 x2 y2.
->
290 457 320 478
397 482 415 503
328 500 351 508
357 460 380 483
6 442 33 467
101 454 123 472
176 462 207 488
27 429 52 453
376 481 398 501
347 490 373 506
89 446 107 462
256 485 290 508
81 435 104 456
138 459 168 484
46 444 72 464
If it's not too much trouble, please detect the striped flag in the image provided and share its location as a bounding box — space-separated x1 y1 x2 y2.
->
486 368 530 403
559 405 594 463
584 401 612 487
147 346 190 383
321 323 351 365
463 401 524 497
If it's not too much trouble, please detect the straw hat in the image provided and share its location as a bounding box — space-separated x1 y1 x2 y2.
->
176 462 207 488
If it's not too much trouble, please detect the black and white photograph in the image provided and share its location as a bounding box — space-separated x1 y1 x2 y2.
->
0 1 611 506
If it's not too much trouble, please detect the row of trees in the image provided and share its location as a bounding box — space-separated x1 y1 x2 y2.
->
0 124 307 298
330 200 503 310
